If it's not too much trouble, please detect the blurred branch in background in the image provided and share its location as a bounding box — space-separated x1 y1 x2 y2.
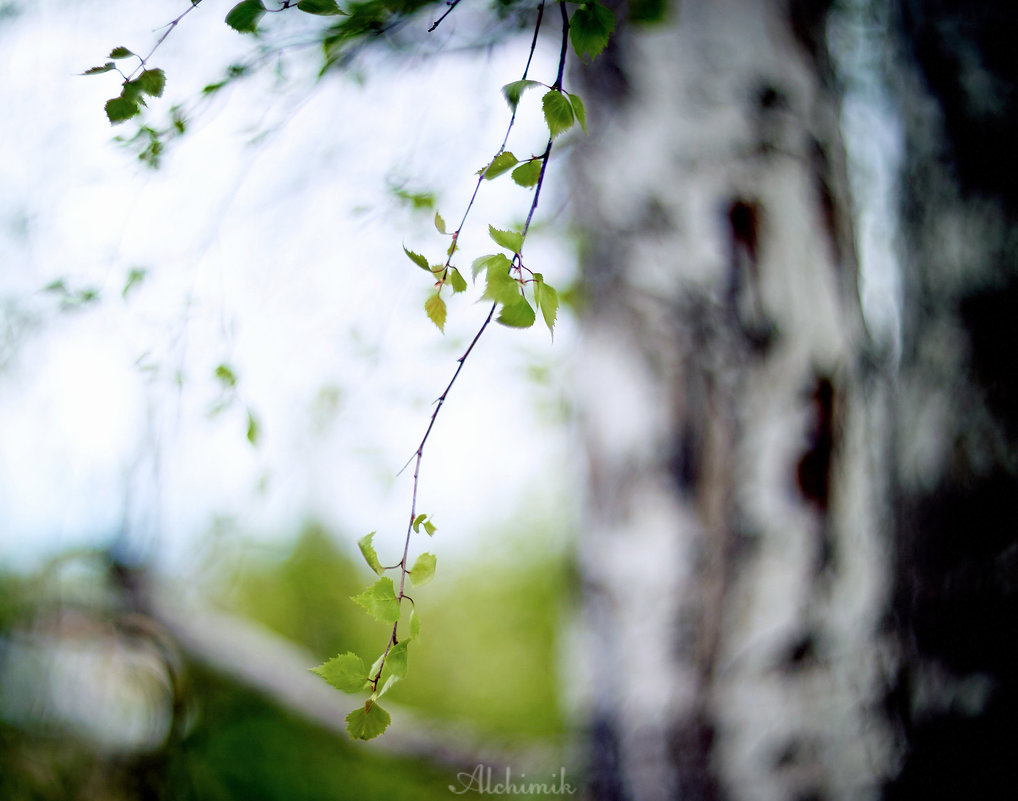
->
0 523 579 800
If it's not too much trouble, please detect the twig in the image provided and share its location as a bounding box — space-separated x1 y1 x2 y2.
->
428 0 463 33
126 0 208 81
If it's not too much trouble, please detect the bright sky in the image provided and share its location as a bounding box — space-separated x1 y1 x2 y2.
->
0 0 582 574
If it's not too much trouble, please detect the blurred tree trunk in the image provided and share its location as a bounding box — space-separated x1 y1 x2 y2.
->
884 2 1018 799
571 1 1018 799
571 2 893 800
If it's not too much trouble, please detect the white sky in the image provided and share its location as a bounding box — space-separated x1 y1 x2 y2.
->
0 0 583 574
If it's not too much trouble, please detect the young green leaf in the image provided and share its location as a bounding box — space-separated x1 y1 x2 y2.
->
109 47 134 59
471 253 510 283
480 151 518 180
542 90 575 138
408 608 421 640
489 225 524 254
403 245 430 271
387 640 409 678
312 652 369 693
534 274 559 335
297 0 347 15
501 79 541 112
511 160 543 188
569 92 587 132
122 267 146 298
137 68 166 98
367 652 385 681
569 1 616 60
351 577 400 624
449 267 468 294
215 363 237 388
498 295 537 328
483 265 520 307
412 513 428 533
357 532 385 575
424 293 447 332
434 211 447 234
409 553 436 586
225 0 266 34
346 701 391 740
246 408 260 445
83 63 116 76
105 96 140 125
376 673 400 698
422 519 436 536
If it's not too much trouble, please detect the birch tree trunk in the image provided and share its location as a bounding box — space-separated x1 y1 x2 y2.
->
571 2 894 799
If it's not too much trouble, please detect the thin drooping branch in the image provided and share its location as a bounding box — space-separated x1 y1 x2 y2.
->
126 0 208 82
370 0 571 690
428 0 463 33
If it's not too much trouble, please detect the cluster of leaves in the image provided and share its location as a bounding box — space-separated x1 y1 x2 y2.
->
311 522 436 739
400 0 616 335
85 47 168 125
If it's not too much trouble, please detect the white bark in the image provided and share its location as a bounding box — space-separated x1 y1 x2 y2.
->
572 2 894 799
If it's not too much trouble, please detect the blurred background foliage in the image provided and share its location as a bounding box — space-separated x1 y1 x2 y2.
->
0 519 577 799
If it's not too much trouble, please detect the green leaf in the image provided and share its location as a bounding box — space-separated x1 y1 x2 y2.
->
425 293 447 332
423 519 436 536
498 295 537 328
376 673 400 698
367 652 385 681
297 0 347 15
357 532 385 575
489 225 524 254
387 640 409 678
501 79 541 112
119 79 146 105
137 68 166 98
412 513 427 533
351 577 400 624
542 90 575 138
482 265 520 307
311 652 368 693
83 63 116 76
105 96 140 125
480 151 518 180
569 92 587 132
409 553 436 586
434 211 447 234
449 267 468 294
225 0 266 34
109 47 134 59
471 253 510 283
122 267 146 298
511 160 543 188
246 408 260 445
534 274 559 335
403 246 430 271
408 608 421 640
346 701 390 740
215 363 237 388
570 1 615 60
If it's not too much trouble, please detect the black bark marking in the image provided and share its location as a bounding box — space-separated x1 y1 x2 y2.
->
725 198 775 350
796 376 834 514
